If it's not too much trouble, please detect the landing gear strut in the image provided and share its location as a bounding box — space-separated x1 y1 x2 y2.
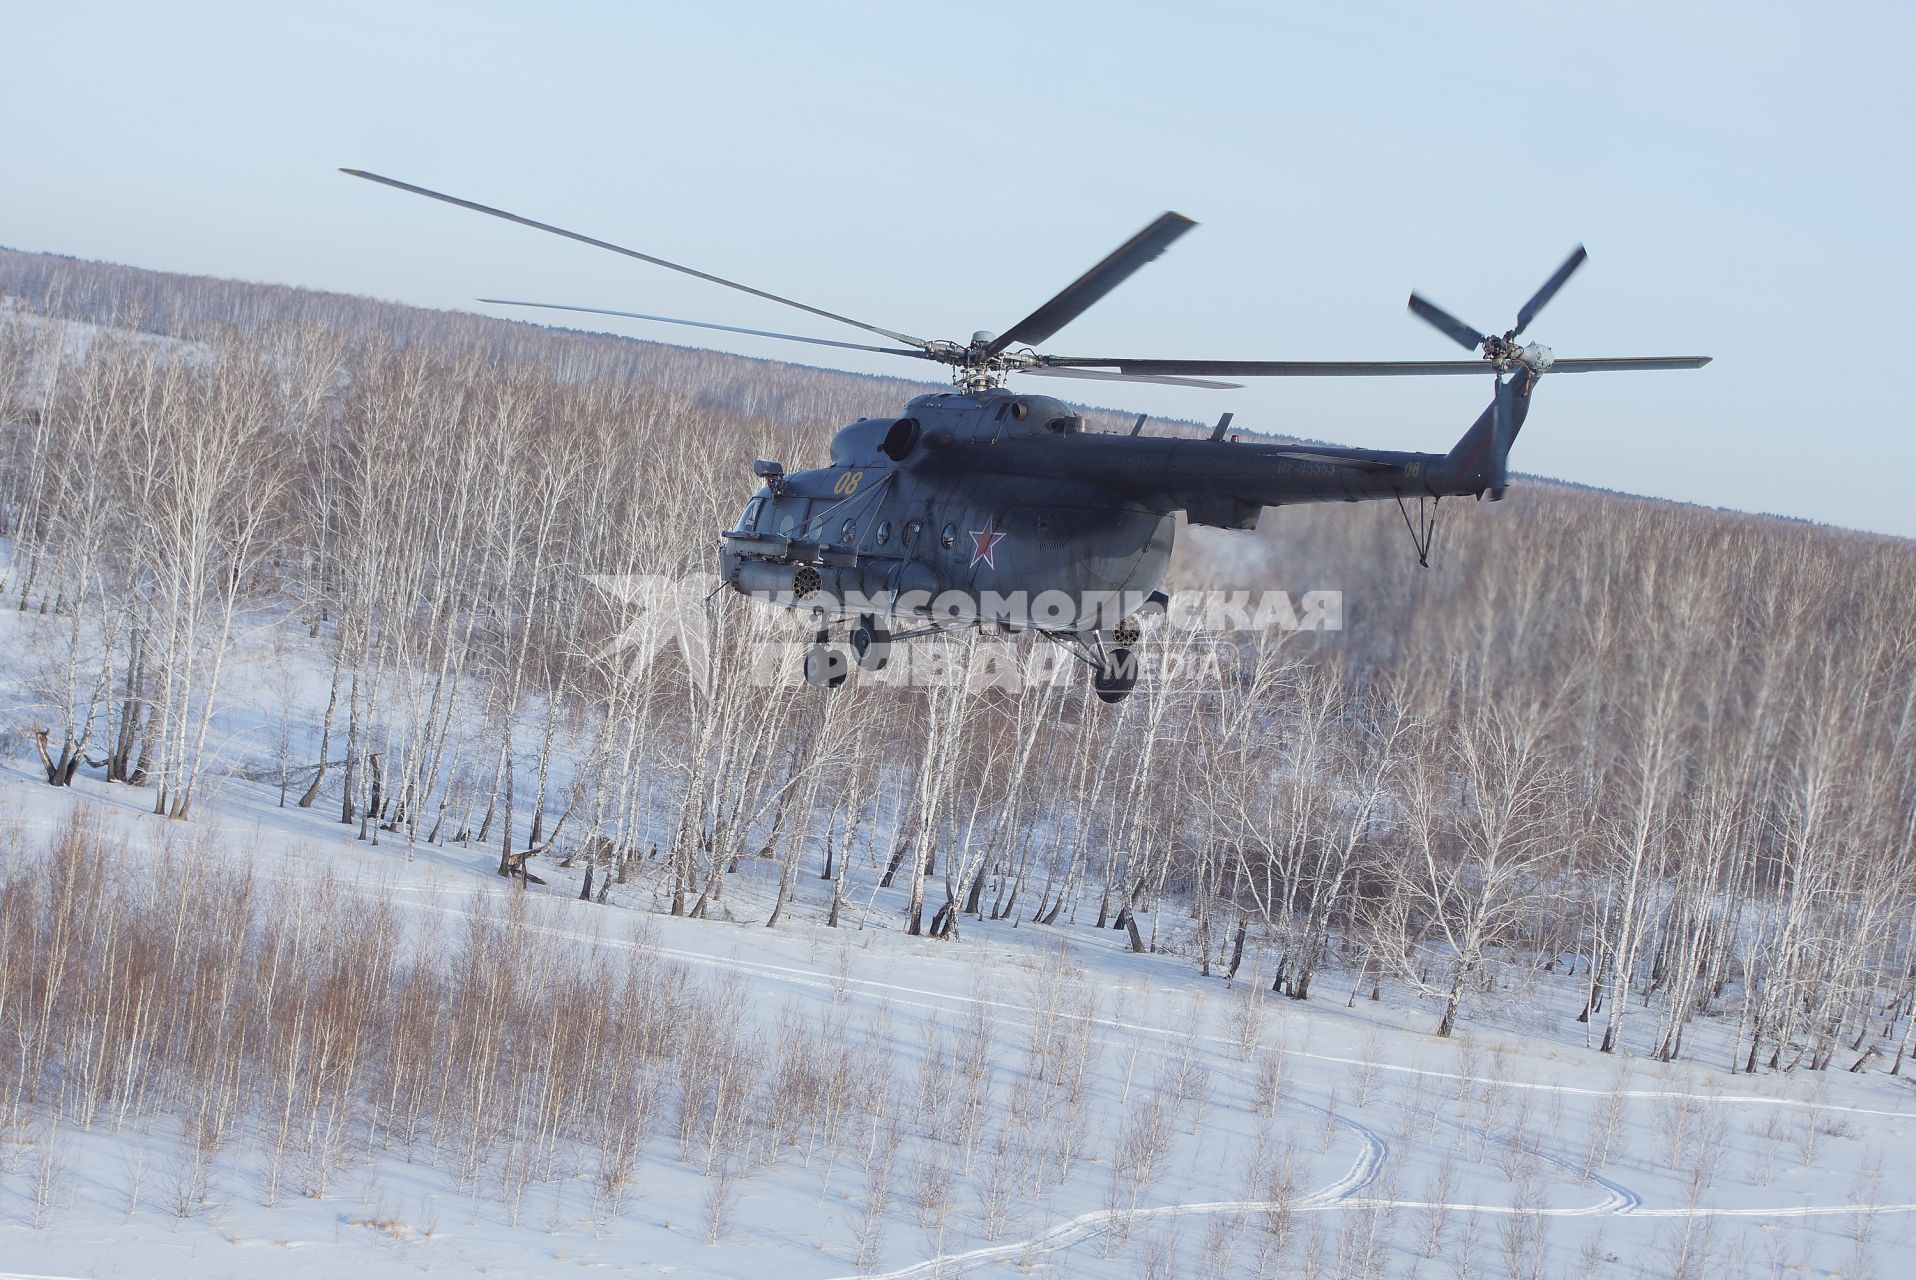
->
1041 628 1143 705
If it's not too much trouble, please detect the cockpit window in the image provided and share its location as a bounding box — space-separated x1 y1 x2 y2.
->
738 497 763 531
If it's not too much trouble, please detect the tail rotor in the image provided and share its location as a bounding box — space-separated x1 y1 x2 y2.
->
1408 244 1588 378
1411 246 1593 500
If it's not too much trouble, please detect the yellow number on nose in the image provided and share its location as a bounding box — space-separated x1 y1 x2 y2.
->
834 470 865 495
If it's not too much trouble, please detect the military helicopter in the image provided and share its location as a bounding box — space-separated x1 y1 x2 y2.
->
343 170 1709 702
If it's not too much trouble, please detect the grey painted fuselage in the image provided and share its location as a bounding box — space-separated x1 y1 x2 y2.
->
719 377 1531 633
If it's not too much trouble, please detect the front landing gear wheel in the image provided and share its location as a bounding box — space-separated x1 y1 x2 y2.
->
1092 646 1138 704
805 622 849 689
850 615 891 672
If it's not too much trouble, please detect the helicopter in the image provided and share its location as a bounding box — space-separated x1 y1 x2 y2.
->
343 170 1709 703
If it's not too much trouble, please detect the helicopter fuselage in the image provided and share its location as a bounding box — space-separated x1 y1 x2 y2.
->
718 385 1501 635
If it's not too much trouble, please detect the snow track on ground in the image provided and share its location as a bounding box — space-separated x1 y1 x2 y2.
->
380 881 1916 1279
844 1124 1383 1280
1301 1107 1389 1202
848 1177 1916 1280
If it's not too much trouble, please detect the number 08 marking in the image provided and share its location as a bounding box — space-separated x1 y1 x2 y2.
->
832 470 866 495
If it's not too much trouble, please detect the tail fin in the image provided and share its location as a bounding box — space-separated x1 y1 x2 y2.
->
1443 370 1535 499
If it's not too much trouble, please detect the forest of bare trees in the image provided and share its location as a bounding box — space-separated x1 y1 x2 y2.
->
4 245 1915 1078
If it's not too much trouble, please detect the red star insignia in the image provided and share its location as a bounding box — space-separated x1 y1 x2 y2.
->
968 523 1006 569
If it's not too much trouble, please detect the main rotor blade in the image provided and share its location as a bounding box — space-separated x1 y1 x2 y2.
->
986 212 1196 357
1017 366 1240 390
477 299 935 359
341 169 932 351
1515 245 1587 335
1543 356 1712 373
1407 294 1487 351
1043 357 1500 377
1044 355 1710 377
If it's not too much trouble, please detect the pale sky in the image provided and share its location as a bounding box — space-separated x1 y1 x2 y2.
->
5 2 1912 537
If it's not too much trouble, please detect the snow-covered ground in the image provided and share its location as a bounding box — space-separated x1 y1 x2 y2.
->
0 582 1911 1280
3 752 1914 1280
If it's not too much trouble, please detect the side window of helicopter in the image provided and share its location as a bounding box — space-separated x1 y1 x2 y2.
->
903 520 921 545
940 522 957 549
737 497 763 531
840 517 857 544
876 520 892 545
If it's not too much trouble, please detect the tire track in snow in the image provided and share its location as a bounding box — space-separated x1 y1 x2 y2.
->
1590 1169 1642 1215
1388 1095 1644 1215
1629 1200 1916 1218
843 1120 1383 1280
1278 1093 1390 1204
844 1183 1916 1280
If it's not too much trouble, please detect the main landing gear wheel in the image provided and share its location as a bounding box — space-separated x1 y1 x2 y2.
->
1093 646 1138 704
804 624 849 689
850 615 891 672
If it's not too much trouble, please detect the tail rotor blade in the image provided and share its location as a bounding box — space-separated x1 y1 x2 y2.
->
1515 245 1587 335
1407 294 1487 352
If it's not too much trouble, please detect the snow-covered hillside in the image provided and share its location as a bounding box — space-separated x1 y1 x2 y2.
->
3 746 1913 1280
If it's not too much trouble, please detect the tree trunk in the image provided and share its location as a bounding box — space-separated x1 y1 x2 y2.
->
300 649 343 808
1226 919 1248 980
33 729 65 786
963 864 988 917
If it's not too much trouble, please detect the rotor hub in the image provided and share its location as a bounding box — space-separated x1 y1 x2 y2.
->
1481 332 1522 366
